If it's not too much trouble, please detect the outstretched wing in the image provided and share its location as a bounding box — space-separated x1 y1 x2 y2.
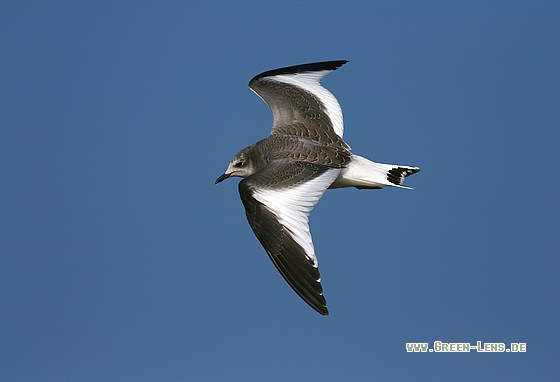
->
239 159 340 315
249 60 349 151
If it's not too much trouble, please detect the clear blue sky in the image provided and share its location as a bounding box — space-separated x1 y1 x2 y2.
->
1 1 559 380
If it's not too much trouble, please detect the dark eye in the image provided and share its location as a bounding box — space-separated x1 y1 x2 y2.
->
234 161 244 168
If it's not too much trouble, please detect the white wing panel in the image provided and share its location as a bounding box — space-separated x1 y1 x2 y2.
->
268 71 344 138
252 168 340 266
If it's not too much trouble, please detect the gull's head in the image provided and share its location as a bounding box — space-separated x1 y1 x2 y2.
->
215 147 259 184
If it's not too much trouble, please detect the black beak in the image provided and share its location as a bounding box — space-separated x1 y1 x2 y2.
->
215 173 231 184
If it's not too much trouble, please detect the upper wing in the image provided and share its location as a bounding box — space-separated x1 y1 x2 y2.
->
249 60 349 146
239 159 340 315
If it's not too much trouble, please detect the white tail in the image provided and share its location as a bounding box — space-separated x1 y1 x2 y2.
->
329 155 420 190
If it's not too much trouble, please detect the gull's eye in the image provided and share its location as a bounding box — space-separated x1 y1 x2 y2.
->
234 161 244 168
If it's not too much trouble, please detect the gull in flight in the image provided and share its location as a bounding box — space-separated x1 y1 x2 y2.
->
215 60 419 315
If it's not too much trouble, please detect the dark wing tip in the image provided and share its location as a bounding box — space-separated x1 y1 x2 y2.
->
317 304 329 316
250 60 349 84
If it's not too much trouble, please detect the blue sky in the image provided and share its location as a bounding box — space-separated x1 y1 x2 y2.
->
1 1 559 380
